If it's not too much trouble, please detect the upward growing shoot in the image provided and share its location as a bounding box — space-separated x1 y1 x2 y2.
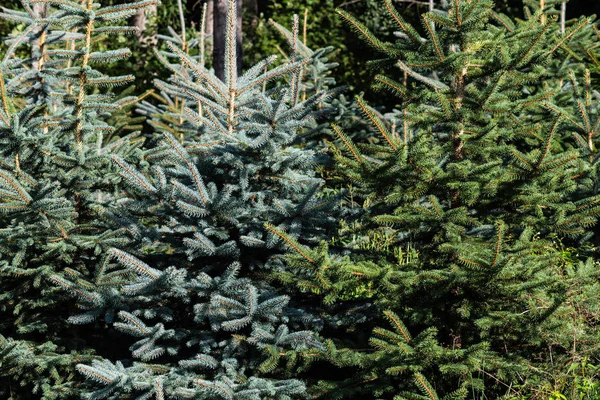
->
225 0 237 133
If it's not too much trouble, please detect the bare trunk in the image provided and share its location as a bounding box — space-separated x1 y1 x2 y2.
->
206 0 214 36
131 9 147 38
214 0 242 82
214 0 226 81
204 0 214 65
129 4 158 45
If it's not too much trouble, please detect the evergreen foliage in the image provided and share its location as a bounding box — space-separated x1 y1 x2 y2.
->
323 0 600 398
0 0 157 397
49 1 342 398
2 1 600 399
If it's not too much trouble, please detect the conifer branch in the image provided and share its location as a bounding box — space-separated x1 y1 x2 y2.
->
331 124 363 164
422 15 445 62
0 69 10 124
336 9 387 52
383 0 421 45
264 223 315 263
397 61 449 91
76 365 115 384
491 222 505 269
165 41 228 100
163 133 210 204
374 75 414 100
109 249 159 280
515 21 554 65
414 373 438 400
535 118 561 169
453 0 461 26
74 0 94 150
550 17 590 54
383 310 411 343
356 96 397 150
544 102 584 130
0 171 32 203
112 156 158 194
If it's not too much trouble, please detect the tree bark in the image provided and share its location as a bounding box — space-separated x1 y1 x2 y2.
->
214 0 226 81
131 8 148 38
214 0 242 82
206 0 214 36
129 3 158 45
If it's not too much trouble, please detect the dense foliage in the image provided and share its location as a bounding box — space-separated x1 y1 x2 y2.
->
2 0 600 399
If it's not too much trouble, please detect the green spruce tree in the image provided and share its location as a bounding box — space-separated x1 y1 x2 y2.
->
315 0 600 398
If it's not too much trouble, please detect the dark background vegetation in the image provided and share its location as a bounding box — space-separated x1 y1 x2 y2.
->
2 0 598 102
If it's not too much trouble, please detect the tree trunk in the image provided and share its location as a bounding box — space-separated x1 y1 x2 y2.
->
129 3 158 46
214 0 242 82
206 0 214 36
131 8 147 38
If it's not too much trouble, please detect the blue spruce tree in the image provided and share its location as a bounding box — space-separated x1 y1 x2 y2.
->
51 1 343 398
0 0 157 397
